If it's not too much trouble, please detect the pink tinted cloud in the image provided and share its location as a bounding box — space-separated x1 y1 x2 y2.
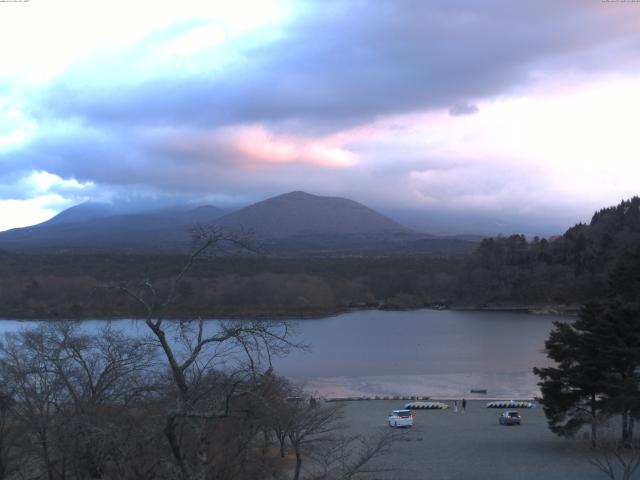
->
231 125 358 168
152 125 359 169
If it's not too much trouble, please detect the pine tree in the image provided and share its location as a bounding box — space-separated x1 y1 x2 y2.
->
534 303 610 447
597 301 640 445
535 250 640 446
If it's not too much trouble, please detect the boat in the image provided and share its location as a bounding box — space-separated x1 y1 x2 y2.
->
470 389 487 394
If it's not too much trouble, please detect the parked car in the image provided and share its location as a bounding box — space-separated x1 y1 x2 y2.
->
499 411 522 425
388 409 413 428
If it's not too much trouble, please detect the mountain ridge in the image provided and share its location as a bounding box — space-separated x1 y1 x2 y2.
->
0 204 227 252
0 191 476 255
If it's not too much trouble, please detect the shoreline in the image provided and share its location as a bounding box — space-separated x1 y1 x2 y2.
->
0 303 580 322
324 396 537 402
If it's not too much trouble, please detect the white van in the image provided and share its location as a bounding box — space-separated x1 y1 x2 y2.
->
388 409 413 428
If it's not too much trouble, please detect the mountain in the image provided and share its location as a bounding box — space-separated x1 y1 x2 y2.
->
210 191 475 255
40 201 192 227
0 192 476 255
40 202 120 226
216 191 410 237
0 204 227 252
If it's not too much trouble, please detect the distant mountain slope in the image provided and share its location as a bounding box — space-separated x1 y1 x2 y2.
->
216 191 410 237
41 202 120 226
0 205 227 252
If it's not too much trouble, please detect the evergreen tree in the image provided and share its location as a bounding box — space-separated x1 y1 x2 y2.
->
535 251 640 446
600 251 640 445
585 301 640 445
534 303 610 447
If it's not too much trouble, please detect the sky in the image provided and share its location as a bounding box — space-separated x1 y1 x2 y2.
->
1 0 639 235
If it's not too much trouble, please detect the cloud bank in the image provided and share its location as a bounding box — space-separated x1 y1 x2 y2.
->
1 0 640 233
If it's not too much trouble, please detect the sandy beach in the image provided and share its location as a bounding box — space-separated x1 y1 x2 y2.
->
301 372 543 400
334 400 603 480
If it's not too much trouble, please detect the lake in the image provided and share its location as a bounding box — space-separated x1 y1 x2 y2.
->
0 309 563 399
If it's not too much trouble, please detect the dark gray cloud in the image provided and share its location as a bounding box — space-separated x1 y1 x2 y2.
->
34 0 640 132
449 102 479 116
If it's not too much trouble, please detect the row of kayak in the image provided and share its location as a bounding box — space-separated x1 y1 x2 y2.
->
404 401 449 409
403 400 535 410
486 400 535 409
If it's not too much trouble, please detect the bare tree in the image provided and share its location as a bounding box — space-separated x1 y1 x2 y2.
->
286 403 344 480
279 398 395 480
0 321 160 480
307 432 395 480
589 441 640 480
112 225 302 480
0 329 65 480
32 322 158 409
261 377 304 459
0 389 21 480
588 423 640 480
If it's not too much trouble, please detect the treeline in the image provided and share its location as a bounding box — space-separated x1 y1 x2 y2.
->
459 197 640 307
0 254 463 319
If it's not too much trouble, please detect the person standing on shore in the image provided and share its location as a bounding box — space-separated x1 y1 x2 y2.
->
462 398 467 413
454 400 458 413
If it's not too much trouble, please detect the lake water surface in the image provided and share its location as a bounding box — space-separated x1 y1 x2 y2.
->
0 309 563 399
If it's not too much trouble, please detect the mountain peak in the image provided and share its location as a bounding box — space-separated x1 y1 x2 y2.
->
281 190 314 197
217 191 409 237
269 191 321 201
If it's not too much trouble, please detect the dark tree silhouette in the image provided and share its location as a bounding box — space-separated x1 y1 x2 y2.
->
535 248 640 447
534 303 610 446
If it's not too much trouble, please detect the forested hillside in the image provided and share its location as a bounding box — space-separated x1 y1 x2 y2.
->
0 253 462 319
458 197 640 307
